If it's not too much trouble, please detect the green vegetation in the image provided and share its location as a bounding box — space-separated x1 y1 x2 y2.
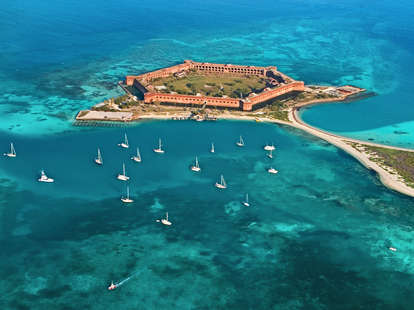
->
350 143 414 188
92 106 117 112
151 72 268 98
113 95 129 105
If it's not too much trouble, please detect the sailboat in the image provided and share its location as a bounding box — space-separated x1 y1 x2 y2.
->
117 163 130 181
161 212 172 226
267 149 273 159
210 142 215 153
236 135 245 147
268 166 278 174
121 186 134 203
190 156 201 172
215 174 227 189
118 133 129 149
153 138 164 154
94 148 103 165
242 193 250 207
264 143 275 151
38 170 54 183
4 142 16 158
131 147 141 162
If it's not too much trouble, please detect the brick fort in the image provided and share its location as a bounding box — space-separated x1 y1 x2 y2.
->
125 60 305 111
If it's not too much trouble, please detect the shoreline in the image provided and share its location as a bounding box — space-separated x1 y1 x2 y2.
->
218 111 414 198
74 86 414 197
74 110 414 197
288 108 414 197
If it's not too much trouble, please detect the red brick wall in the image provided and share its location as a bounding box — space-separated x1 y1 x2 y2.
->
144 92 241 109
242 81 305 110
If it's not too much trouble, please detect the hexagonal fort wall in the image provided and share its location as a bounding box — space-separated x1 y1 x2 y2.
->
125 60 304 111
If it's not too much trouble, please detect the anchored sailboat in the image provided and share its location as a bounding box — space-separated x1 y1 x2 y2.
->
118 133 129 149
210 142 215 153
131 147 141 162
242 193 250 207
215 174 227 189
117 163 130 181
94 148 103 165
161 212 172 226
121 186 134 203
191 156 201 172
236 135 245 147
153 138 164 154
38 170 54 183
4 142 16 158
264 143 275 151
268 167 278 174
267 149 273 159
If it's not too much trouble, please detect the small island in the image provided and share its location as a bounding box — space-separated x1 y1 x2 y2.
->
76 60 363 123
75 60 414 198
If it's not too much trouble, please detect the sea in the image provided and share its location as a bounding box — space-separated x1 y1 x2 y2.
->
1 0 414 309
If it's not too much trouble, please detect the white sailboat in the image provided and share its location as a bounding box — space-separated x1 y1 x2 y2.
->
118 133 129 149
131 147 141 162
268 167 278 174
117 163 130 181
242 193 250 207
236 135 245 147
94 148 103 165
161 212 172 226
121 186 134 203
153 138 164 154
210 142 215 153
264 143 275 151
38 170 54 183
267 149 273 159
215 174 227 189
190 156 201 172
4 142 16 158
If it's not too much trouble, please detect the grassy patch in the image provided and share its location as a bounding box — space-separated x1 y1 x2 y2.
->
349 143 414 188
151 72 267 98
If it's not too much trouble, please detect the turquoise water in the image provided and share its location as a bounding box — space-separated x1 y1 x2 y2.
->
2 0 414 308
300 95 414 149
2 121 414 309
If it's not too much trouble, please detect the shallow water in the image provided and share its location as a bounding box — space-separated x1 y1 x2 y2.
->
1 0 414 308
1 0 414 139
1 120 414 309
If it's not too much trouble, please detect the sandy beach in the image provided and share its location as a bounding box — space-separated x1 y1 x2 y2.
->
217 110 414 198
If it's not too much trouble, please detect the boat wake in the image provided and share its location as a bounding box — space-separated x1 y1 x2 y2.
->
109 270 143 290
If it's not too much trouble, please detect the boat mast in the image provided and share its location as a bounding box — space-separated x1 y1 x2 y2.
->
11 143 15 155
221 175 225 186
123 163 126 175
195 156 199 168
125 133 128 146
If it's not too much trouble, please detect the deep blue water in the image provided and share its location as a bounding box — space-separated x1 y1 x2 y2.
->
1 0 414 309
